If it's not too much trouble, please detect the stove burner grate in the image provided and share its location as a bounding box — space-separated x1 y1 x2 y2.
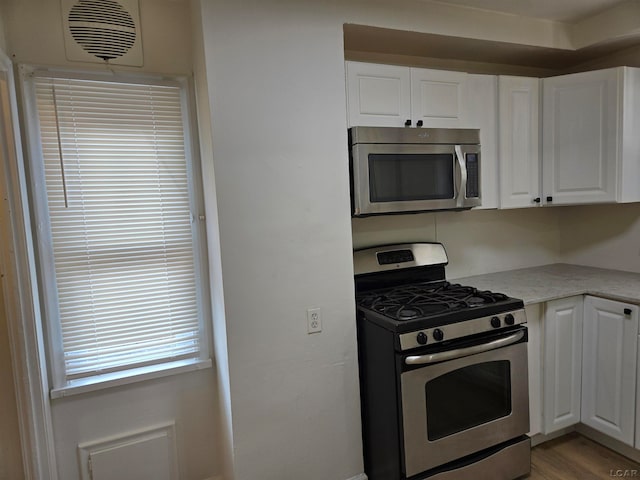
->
357 281 510 321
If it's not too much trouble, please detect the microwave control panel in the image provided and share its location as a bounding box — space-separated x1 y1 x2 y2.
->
465 153 479 198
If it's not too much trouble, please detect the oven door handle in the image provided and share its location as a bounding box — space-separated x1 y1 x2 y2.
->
405 329 525 366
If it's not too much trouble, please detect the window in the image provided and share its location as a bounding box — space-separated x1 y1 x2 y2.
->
23 70 210 393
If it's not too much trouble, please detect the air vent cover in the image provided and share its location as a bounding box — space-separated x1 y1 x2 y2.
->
61 0 143 66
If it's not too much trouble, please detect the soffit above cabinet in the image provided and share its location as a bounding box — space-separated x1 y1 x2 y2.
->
343 24 640 75
429 0 625 23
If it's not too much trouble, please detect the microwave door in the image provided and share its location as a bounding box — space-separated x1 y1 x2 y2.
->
353 144 459 215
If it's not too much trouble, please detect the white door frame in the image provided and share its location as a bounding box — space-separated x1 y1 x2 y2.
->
0 49 58 480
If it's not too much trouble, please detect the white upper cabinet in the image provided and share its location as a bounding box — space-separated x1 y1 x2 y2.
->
345 61 498 208
347 63 640 211
581 296 638 446
498 76 541 209
346 62 411 128
542 67 640 206
466 74 498 210
410 68 467 128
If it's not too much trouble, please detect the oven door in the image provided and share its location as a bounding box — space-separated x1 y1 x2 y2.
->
400 328 529 477
351 143 481 216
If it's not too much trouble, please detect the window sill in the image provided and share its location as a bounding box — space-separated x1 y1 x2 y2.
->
50 358 213 399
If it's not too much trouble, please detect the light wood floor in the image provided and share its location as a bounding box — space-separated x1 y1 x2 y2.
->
528 433 640 480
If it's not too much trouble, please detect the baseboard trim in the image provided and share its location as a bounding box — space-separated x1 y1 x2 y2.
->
530 426 576 447
204 474 365 480
346 474 368 480
576 424 640 464
532 424 640 464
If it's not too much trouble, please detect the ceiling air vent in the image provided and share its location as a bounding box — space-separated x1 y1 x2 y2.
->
61 0 143 66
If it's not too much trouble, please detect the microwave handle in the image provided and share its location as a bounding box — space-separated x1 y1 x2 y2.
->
454 145 467 208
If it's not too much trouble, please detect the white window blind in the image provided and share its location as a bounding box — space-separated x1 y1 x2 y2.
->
31 74 203 382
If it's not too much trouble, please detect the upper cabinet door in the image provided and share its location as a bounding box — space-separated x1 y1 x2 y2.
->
466 74 498 210
410 68 467 128
346 62 411 127
542 69 619 205
499 76 540 209
582 296 638 446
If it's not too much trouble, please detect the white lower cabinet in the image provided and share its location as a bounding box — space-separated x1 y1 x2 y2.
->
581 296 638 446
543 296 584 434
526 303 543 436
537 294 640 449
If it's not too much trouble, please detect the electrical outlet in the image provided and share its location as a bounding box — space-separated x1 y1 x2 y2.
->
307 308 322 334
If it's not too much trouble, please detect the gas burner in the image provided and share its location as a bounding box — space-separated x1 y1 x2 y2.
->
462 290 509 307
357 281 515 323
398 308 420 320
466 296 487 306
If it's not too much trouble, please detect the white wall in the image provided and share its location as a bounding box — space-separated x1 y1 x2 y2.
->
51 370 219 480
0 3 6 52
199 2 362 479
3 0 192 75
343 0 571 49
439 208 562 278
0 272 25 480
559 203 640 273
352 208 562 278
197 1 576 479
570 0 640 50
0 7 28 477
190 2 235 480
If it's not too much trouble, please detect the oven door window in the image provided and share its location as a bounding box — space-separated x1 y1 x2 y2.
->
368 154 454 202
425 360 512 441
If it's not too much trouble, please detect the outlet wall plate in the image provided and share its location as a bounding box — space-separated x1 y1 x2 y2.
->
307 308 322 334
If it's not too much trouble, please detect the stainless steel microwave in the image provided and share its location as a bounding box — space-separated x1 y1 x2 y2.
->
349 126 481 216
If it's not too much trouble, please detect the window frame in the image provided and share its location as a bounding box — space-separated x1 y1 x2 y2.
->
20 66 212 397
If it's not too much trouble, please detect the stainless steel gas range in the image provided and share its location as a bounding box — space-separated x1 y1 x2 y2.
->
354 243 531 480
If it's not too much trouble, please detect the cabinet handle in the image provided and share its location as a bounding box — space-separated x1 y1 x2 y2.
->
404 119 411 127
624 308 632 315
546 196 553 202
416 120 423 127
533 197 541 204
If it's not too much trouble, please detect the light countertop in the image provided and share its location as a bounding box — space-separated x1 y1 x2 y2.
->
453 263 640 305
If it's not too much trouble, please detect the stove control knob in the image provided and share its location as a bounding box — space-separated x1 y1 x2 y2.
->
491 316 501 328
505 313 515 325
416 332 428 345
432 329 444 341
